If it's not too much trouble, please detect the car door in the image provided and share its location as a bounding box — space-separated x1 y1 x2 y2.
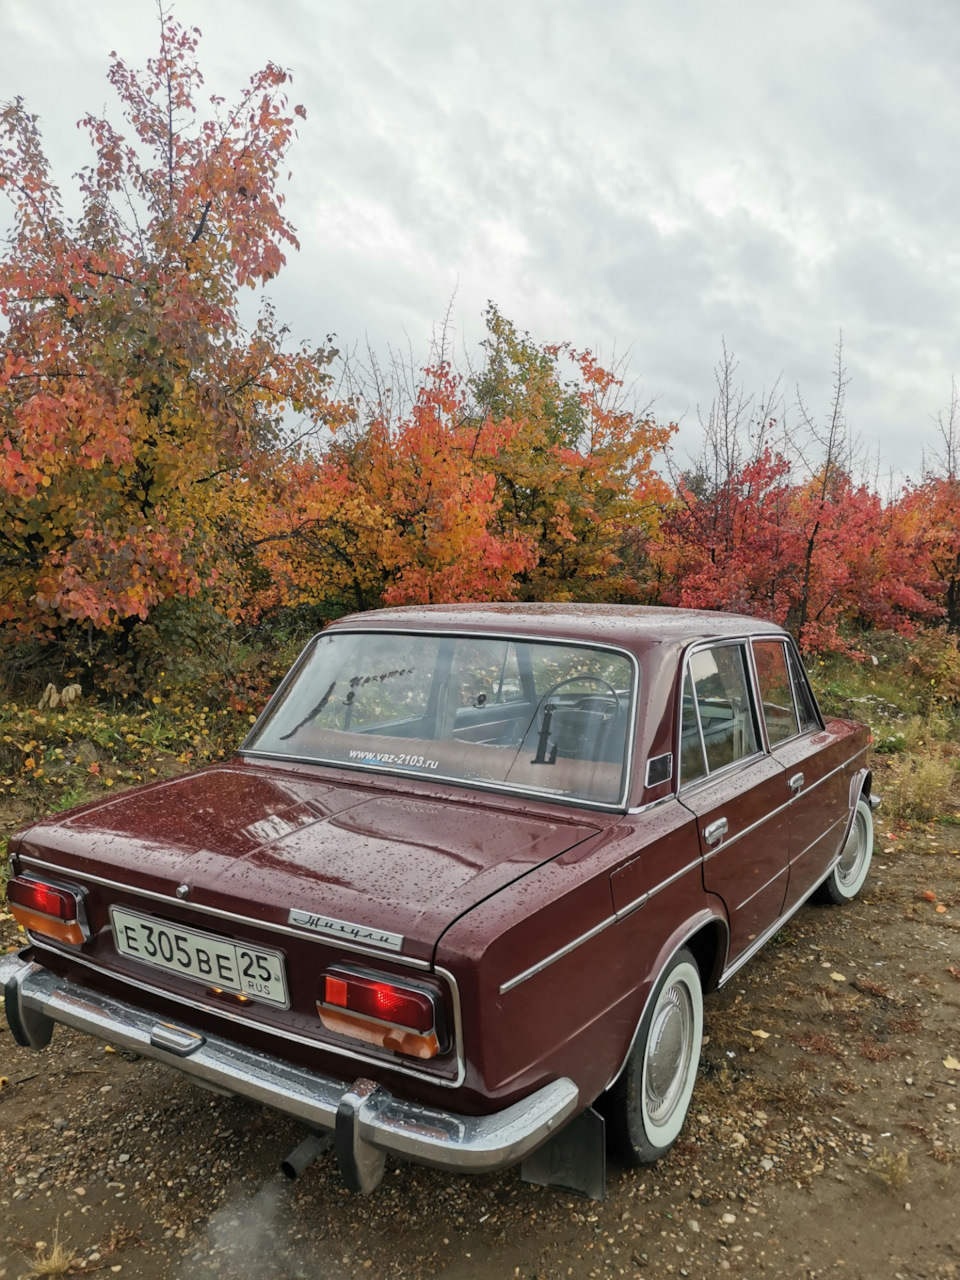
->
752 637 851 913
677 639 790 967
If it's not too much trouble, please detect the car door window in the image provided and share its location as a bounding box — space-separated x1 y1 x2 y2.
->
787 647 820 731
687 644 759 773
753 639 801 745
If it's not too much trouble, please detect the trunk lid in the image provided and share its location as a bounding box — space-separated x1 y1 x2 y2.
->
15 760 602 958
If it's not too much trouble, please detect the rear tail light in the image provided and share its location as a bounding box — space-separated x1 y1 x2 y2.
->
8 876 89 945
318 966 446 1060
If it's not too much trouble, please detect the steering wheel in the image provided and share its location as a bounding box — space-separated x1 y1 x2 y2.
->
528 675 622 764
540 674 622 715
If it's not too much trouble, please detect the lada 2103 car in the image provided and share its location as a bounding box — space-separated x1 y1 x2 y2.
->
1 605 876 1198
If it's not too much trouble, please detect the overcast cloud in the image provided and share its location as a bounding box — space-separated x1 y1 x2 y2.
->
4 0 960 478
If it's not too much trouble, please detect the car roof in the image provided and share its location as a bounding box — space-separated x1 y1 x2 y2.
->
326 603 789 651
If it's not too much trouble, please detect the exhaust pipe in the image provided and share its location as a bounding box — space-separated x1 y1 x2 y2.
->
280 1132 332 1180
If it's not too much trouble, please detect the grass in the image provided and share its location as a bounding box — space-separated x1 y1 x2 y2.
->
808 631 960 748
20 1223 76 1278
869 1147 910 1191
881 752 957 822
0 689 253 805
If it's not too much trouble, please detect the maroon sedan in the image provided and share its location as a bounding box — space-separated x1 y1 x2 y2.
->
2 605 875 1198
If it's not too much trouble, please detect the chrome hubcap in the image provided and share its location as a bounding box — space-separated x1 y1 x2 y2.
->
837 811 868 886
644 982 694 1125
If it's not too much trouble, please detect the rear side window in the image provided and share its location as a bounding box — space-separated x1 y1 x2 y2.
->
684 644 759 776
753 639 801 745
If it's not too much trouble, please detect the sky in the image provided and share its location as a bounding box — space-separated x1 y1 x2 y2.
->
3 0 959 479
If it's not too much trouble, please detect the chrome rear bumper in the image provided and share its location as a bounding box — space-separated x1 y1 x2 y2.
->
0 953 578 1192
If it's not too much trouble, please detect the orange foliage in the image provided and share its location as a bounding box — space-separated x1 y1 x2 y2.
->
0 15 333 680
252 364 534 614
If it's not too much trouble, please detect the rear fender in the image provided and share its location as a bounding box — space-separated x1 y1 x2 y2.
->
604 906 729 1091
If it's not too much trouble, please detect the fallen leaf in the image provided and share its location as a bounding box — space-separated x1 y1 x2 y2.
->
751 1029 771 1039
944 1055 960 1071
883 847 894 853
0 1077 8 1089
936 905 948 914
830 972 847 982
948 967 960 981
921 890 938 902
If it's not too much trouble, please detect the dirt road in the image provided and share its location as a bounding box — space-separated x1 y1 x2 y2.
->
2 767 959 1280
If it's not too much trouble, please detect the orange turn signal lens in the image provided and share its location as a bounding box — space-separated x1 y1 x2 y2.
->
317 1005 441 1059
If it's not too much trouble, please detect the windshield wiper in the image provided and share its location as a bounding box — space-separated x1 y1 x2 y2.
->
279 680 337 741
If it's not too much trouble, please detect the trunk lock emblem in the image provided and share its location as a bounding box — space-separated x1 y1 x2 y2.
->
175 884 190 900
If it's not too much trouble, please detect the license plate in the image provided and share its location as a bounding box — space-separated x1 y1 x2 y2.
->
110 907 289 1009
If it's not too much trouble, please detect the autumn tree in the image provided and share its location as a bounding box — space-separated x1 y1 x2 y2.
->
251 362 534 614
656 343 937 650
0 12 334 689
468 305 675 602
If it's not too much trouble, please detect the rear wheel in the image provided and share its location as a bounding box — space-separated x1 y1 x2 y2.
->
605 948 703 1165
817 797 873 904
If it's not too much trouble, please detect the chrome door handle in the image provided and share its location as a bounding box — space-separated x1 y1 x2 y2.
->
703 817 728 846
788 773 804 793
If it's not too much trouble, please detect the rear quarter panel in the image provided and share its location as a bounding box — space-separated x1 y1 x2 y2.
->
435 799 723 1109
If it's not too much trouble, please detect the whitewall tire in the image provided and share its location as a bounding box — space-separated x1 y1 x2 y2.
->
818 797 873 904
606 948 704 1165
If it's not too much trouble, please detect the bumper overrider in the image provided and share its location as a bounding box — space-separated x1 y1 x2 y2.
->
0 953 579 1194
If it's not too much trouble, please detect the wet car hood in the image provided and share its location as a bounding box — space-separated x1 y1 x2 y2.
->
14 761 602 958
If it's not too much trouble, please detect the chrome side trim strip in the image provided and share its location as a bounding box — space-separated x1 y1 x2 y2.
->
614 855 703 921
734 862 790 912
241 750 629 814
501 849 707 990
499 913 617 995
717 858 841 986
793 746 869 799
15 856 430 970
699 797 791 862
0 953 577 1173
22 938 467 1088
698 744 868 862
790 815 845 864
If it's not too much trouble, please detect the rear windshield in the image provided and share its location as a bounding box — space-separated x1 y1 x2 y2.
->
244 631 636 807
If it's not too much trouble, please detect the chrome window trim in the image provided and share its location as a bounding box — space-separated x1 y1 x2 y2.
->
677 636 764 792
626 793 675 816
239 627 641 814
675 745 769 799
748 633 823 748
785 638 824 734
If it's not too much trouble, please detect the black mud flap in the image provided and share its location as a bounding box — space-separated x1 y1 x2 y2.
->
335 1079 388 1194
4 965 54 1050
520 1106 606 1201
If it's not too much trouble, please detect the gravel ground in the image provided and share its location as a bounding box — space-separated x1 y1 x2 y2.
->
1 762 959 1280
